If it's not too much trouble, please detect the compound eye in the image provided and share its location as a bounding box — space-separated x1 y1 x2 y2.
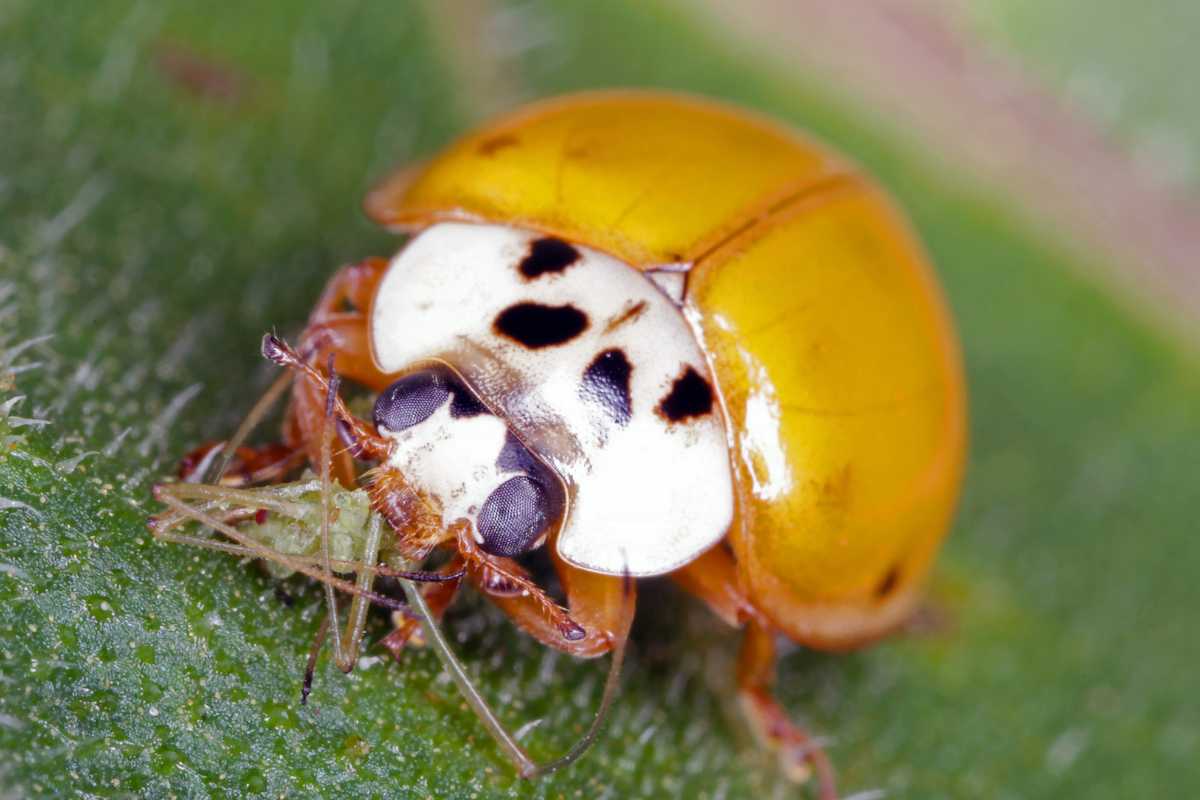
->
477 476 550 557
373 372 449 433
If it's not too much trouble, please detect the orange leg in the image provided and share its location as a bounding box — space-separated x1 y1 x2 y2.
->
176 440 307 486
483 544 635 659
672 546 838 799
280 258 393 484
309 257 387 322
288 314 392 483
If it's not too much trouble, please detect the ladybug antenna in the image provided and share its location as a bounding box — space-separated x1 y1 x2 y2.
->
398 549 632 780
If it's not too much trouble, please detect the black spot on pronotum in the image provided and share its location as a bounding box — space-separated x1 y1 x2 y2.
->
448 385 488 418
581 349 633 426
874 564 902 600
657 366 714 423
518 237 580 279
494 302 589 349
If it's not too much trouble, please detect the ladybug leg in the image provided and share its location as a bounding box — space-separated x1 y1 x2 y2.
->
287 314 391 484
309 257 388 321
399 537 634 779
176 440 307 486
279 258 392 484
670 544 757 627
479 545 636 658
262 333 391 465
738 624 838 799
671 547 838 799
453 527 597 646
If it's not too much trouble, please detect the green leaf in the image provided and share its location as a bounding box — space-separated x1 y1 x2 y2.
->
2 1 1197 798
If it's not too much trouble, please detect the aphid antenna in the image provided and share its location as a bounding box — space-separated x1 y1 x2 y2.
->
399 547 633 780
204 368 292 485
522 565 633 778
153 481 314 517
147 510 464 582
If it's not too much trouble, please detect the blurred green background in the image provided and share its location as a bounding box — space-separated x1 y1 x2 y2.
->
1 2 1196 798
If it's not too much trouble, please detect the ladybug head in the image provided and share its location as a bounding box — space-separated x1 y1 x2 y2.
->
372 368 563 558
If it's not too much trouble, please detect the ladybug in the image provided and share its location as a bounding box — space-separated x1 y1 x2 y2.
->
158 91 966 797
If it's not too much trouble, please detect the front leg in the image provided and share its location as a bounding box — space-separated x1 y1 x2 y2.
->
280 257 393 482
476 537 636 659
262 334 391 463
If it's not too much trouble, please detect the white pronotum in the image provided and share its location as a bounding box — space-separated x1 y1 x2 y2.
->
371 222 735 577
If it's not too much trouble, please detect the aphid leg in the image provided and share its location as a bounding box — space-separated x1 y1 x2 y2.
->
330 508 384 672
397 553 634 779
315 357 347 669
208 368 295 484
165 366 299 530
302 613 331 705
149 487 418 618
303 511 386 702
671 546 838 799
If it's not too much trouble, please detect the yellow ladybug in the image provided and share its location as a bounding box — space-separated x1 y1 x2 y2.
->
164 90 967 796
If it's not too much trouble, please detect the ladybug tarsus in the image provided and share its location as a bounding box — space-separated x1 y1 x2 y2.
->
260 332 295 367
560 620 587 642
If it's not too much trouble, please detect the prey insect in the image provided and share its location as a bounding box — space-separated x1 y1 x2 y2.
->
149 340 631 779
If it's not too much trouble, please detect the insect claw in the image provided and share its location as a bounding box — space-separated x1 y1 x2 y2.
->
336 418 368 459
261 332 296 367
301 668 314 706
560 619 587 642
